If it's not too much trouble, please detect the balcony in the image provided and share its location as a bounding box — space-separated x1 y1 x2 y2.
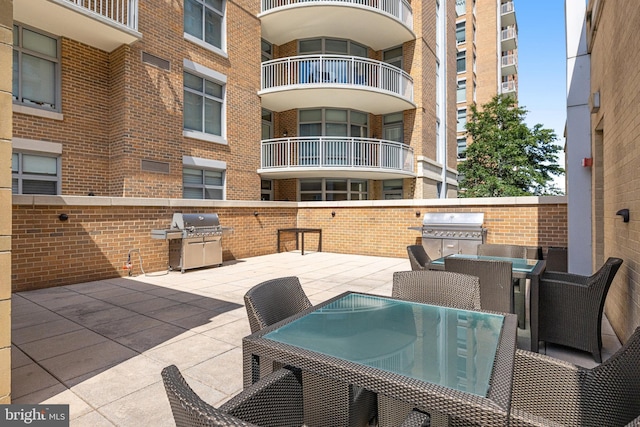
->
260 55 415 114
500 1 516 27
14 0 141 52
501 27 518 52
260 0 414 51
501 53 517 76
258 136 415 179
501 80 517 95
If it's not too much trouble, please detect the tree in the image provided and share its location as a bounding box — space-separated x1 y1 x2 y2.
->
458 95 564 197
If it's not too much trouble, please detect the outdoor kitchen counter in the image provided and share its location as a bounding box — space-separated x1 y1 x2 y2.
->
277 228 322 256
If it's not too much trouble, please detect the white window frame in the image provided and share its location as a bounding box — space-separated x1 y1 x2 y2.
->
457 50 466 74
12 138 63 195
457 137 467 159
182 156 226 200
183 0 227 57
383 179 403 199
183 59 227 145
12 24 61 114
457 108 467 133
457 79 466 103
456 21 466 45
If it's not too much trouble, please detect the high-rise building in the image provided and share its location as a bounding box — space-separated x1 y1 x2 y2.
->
9 0 462 201
455 0 518 161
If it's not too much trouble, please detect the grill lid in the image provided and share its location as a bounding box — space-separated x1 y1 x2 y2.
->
172 213 220 230
422 212 484 228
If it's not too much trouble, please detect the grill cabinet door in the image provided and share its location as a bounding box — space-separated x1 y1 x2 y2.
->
442 239 460 257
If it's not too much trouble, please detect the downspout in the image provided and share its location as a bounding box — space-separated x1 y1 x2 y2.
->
439 0 448 198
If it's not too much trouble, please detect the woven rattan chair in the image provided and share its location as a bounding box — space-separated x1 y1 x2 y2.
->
244 277 377 426
476 243 537 329
510 326 640 427
445 257 513 315
380 270 481 426
244 276 312 334
162 364 304 427
538 257 623 362
406 245 431 271
545 246 568 272
392 270 481 310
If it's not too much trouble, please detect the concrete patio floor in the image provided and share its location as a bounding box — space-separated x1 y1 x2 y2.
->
11 251 621 426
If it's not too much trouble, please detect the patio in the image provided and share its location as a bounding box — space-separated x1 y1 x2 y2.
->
11 251 621 426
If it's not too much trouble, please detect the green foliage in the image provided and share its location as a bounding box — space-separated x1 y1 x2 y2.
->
458 95 564 197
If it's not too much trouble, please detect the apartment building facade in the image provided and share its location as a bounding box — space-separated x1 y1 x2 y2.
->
566 0 640 343
9 0 459 203
455 0 518 160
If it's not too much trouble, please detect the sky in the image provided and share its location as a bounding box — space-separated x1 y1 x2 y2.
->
513 0 568 191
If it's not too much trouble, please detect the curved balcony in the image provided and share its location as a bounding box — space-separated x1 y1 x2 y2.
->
260 55 415 114
260 0 414 51
14 0 141 52
258 136 415 179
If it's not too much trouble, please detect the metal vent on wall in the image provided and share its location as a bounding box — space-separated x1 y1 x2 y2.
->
142 52 170 71
141 159 170 174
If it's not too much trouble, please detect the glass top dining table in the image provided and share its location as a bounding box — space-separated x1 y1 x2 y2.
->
243 291 518 426
429 253 540 278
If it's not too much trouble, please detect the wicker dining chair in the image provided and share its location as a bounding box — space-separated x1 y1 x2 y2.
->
509 326 640 426
244 276 377 427
379 270 481 426
162 364 304 427
476 243 539 329
445 257 513 315
406 245 431 271
537 257 623 362
392 270 481 310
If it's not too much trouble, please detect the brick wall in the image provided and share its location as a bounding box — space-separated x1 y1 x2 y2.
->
588 0 640 341
0 0 13 403
12 196 567 292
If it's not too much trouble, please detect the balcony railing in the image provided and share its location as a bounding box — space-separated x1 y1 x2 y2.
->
261 137 414 173
261 55 414 103
501 80 516 93
261 0 413 30
501 1 514 14
501 54 517 67
501 27 516 41
64 0 138 30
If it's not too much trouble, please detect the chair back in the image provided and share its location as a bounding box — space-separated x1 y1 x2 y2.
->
587 326 640 426
162 364 253 427
445 257 513 314
244 276 312 333
589 256 624 327
546 246 568 272
392 270 481 310
406 245 431 270
477 243 526 258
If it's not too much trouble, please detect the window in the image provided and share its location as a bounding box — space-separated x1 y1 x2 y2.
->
383 179 403 200
183 66 225 141
383 113 403 143
456 50 466 73
183 166 225 199
457 138 467 159
261 39 272 62
457 79 466 103
299 38 367 57
299 179 368 201
261 108 273 140
184 0 225 50
457 109 467 133
261 179 273 200
12 152 60 195
383 46 403 69
299 108 368 138
456 21 466 45
456 0 466 16
12 24 60 112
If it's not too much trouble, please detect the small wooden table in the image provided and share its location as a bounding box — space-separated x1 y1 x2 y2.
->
277 228 322 255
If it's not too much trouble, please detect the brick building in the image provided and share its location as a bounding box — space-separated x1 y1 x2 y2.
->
9 0 466 203
455 0 518 160
565 0 640 343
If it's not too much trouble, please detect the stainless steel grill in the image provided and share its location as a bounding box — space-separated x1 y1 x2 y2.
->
151 213 233 273
410 212 487 260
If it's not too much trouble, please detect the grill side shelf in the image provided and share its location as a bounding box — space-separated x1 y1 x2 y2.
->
151 229 183 240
